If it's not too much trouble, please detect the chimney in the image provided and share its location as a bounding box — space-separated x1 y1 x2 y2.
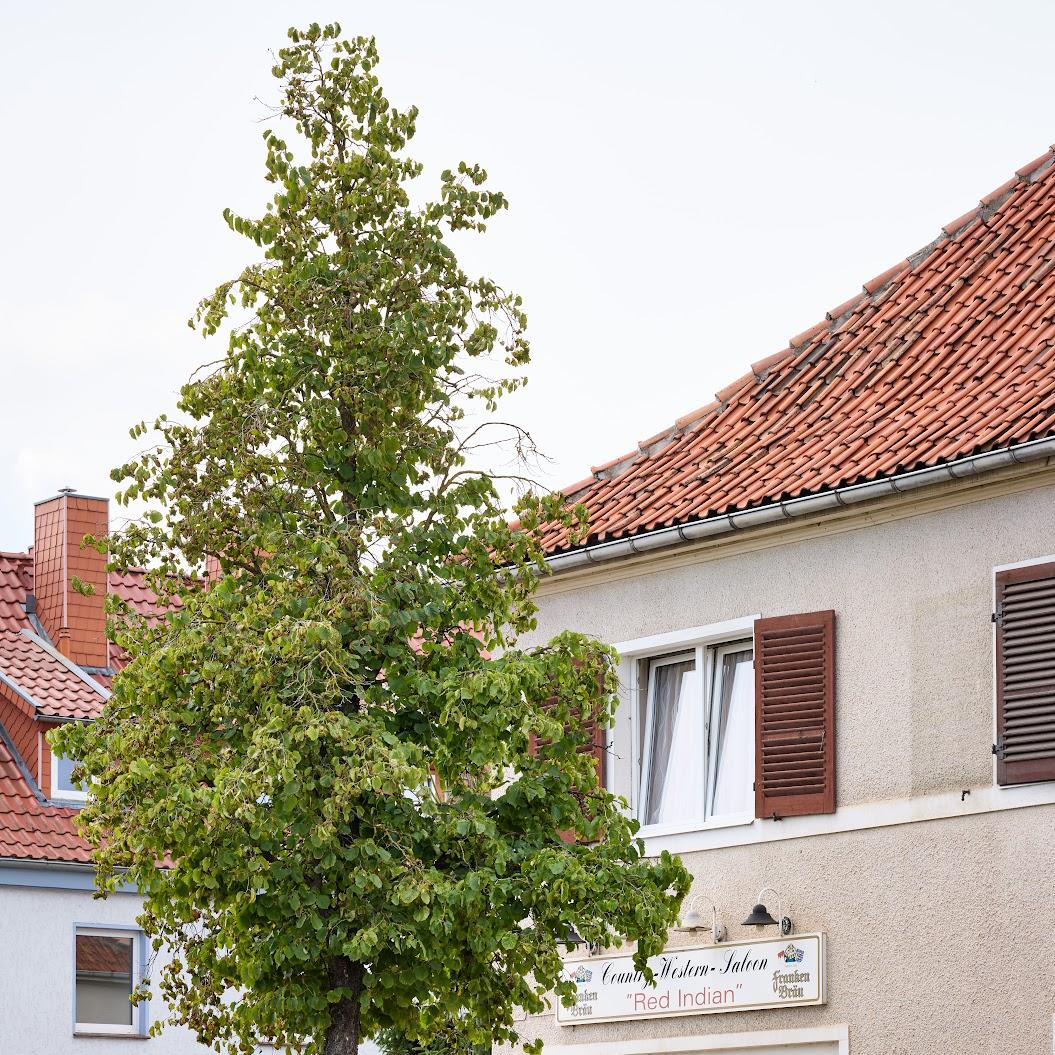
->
33 489 109 667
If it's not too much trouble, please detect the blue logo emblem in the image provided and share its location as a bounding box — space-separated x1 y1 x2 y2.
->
778 943 804 964
571 965 593 984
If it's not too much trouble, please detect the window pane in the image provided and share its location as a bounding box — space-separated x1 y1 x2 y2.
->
76 934 133 1026
708 649 753 818
55 753 85 795
642 656 700 826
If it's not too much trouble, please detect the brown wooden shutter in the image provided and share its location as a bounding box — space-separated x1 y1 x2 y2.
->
995 562 1055 786
530 671 608 844
532 686 606 787
754 610 835 819
583 701 606 788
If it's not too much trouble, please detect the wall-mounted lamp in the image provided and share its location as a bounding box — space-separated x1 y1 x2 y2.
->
742 887 793 936
563 925 603 956
676 894 727 943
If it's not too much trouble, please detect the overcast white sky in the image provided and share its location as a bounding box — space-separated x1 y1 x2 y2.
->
3 0 1055 548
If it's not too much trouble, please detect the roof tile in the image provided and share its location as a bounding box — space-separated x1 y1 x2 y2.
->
1017 150 1055 179
675 401 720 430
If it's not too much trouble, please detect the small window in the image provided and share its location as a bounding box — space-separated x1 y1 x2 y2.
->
74 928 143 1035
52 752 88 801
638 640 753 831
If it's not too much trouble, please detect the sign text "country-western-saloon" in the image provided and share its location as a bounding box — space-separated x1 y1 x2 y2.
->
555 933 825 1025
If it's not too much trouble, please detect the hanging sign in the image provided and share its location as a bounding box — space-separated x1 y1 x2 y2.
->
556 933 825 1025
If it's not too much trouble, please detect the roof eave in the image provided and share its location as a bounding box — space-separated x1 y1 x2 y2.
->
544 434 1055 573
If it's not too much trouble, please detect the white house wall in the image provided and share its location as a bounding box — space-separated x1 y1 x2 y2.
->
0 880 381 1055
0 883 205 1054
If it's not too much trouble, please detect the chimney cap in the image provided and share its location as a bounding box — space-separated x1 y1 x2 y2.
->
33 491 109 506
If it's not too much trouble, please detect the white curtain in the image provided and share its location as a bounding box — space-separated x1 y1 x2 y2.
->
643 659 701 826
709 650 753 817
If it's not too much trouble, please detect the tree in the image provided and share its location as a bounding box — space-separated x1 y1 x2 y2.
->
55 23 689 1055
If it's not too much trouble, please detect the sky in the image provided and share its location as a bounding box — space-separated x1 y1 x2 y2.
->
3 0 1055 548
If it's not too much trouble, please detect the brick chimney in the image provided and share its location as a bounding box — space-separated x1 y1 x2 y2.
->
33 490 109 667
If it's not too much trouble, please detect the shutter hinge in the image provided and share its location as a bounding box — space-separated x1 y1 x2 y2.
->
992 604 1004 626
992 741 1005 758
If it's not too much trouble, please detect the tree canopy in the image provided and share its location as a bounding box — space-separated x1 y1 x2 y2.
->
55 23 689 1055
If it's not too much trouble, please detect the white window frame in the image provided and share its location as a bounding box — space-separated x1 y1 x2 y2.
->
639 649 702 826
706 639 755 817
73 925 146 1037
51 748 89 803
616 616 759 840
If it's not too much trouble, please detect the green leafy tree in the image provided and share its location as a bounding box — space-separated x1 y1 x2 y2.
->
55 23 689 1055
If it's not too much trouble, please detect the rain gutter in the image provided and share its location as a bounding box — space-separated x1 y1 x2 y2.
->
545 435 1055 574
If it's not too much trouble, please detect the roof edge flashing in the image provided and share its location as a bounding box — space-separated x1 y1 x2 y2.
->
19 630 111 701
727 505 789 531
680 516 735 541
782 492 842 519
628 526 685 554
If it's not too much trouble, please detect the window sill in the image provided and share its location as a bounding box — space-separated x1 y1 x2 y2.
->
637 811 755 840
73 1032 147 1040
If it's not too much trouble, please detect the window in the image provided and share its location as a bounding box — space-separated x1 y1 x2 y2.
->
52 751 88 801
74 927 144 1036
638 639 754 832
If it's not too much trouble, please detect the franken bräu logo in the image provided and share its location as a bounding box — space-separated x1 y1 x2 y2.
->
570 965 593 985
777 943 804 964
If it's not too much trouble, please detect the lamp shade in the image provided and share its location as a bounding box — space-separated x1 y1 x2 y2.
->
742 903 779 928
678 908 708 931
564 926 584 948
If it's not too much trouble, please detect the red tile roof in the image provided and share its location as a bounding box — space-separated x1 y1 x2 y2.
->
0 734 88 863
538 147 1055 556
0 630 107 721
0 552 33 633
108 568 183 623
0 552 171 654
0 554 173 862
105 569 183 675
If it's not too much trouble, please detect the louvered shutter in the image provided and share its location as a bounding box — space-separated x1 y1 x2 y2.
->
995 562 1055 786
754 610 835 819
530 673 607 844
531 688 606 787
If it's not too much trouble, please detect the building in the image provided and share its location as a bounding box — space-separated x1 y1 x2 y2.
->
0 494 390 1054
0 491 226 1053
510 145 1055 1055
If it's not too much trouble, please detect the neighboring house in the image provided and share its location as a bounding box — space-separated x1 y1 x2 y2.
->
0 491 205 1053
512 145 1055 1055
0 494 391 1054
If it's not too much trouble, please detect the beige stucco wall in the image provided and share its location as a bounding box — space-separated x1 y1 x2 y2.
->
517 805 1055 1054
511 476 1055 1055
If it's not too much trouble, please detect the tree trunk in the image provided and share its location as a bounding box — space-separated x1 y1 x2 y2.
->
324 958 364 1055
